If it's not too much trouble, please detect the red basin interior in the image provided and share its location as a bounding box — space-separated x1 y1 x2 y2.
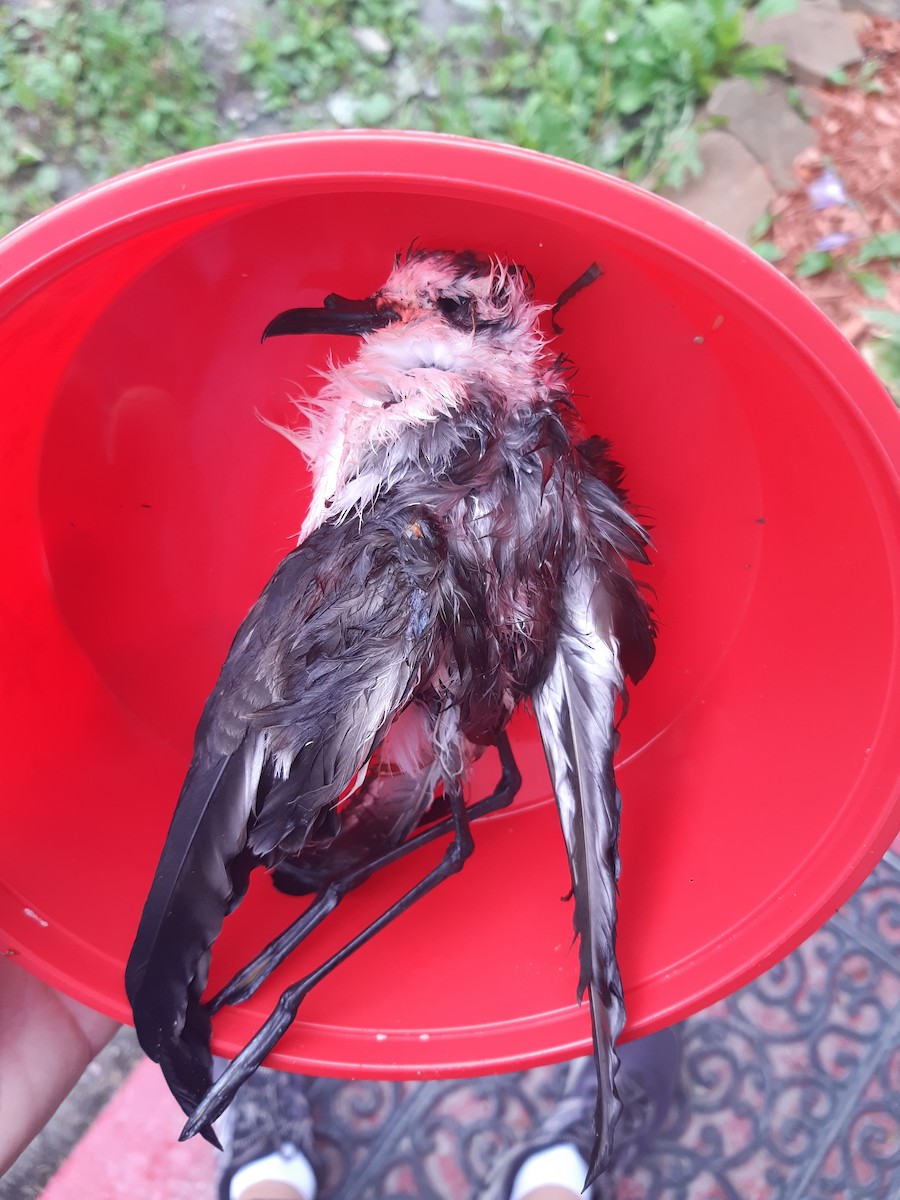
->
0 133 897 1078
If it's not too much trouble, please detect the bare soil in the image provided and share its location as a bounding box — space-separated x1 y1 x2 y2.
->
767 16 900 347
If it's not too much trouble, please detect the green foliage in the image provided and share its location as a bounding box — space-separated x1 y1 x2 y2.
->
237 0 781 183
796 249 836 277
0 0 221 235
828 59 883 94
753 239 784 263
775 232 900 280
749 210 774 240
0 0 784 236
856 232 900 266
778 227 900 406
397 0 782 184
237 0 418 119
862 308 900 405
753 0 797 19
851 270 888 299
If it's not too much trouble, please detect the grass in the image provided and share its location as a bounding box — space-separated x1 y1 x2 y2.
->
236 0 786 185
0 0 221 234
237 0 421 122
0 0 786 237
404 0 783 185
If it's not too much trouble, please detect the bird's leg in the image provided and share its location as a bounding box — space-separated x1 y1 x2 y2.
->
207 734 521 1013
181 740 519 1143
205 888 338 1015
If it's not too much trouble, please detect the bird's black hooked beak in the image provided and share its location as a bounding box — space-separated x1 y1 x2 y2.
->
262 293 400 342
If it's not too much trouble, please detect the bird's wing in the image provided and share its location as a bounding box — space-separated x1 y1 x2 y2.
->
531 562 628 1184
125 505 446 1131
123 736 264 1138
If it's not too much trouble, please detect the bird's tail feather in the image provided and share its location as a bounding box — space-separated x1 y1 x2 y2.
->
125 731 264 1136
532 568 626 1185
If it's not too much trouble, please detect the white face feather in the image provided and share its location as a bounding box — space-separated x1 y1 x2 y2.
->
268 251 552 538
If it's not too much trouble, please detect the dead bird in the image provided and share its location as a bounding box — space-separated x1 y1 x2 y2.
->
125 247 655 1186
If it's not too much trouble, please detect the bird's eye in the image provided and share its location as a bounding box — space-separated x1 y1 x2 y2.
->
436 295 471 321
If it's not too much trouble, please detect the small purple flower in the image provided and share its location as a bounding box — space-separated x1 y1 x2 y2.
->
807 169 848 211
814 231 854 252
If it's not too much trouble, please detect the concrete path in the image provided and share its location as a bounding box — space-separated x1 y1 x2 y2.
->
663 0 875 241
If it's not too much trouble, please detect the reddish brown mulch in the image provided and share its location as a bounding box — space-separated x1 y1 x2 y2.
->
767 16 900 346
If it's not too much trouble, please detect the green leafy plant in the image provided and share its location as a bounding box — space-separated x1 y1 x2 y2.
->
231 0 787 184
1 0 787 237
856 232 900 266
862 308 900 404
237 0 418 121
753 240 784 263
828 59 883 94
750 224 900 290
753 0 797 19
750 211 786 262
749 217 900 406
796 249 836 277
398 0 785 184
0 0 222 235
851 271 888 299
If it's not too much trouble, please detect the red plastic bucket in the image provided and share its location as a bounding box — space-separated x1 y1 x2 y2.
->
1 131 898 1078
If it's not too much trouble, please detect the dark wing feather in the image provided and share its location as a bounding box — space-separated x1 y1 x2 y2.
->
575 435 656 686
125 504 446 1127
532 562 629 1185
124 732 263 1143
246 512 445 857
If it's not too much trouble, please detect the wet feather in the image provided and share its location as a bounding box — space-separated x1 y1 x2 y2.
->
126 247 655 1177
